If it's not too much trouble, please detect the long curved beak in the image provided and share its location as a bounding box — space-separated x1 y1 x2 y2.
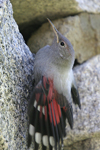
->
47 18 59 43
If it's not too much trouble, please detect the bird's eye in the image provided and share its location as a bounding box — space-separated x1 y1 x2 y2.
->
60 41 65 46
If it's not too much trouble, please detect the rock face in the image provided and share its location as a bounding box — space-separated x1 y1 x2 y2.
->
10 0 100 41
0 0 34 150
1 0 100 150
10 0 80 26
28 13 100 63
10 0 100 27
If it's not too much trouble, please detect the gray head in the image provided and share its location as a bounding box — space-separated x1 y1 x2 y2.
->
47 18 75 69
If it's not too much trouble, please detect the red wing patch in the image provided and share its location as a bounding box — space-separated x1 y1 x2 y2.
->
28 76 73 150
48 99 61 126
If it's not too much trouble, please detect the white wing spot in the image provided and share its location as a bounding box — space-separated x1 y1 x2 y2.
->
33 100 37 108
42 135 49 146
49 136 55 146
37 105 40 111
29 124 35 136
35 132 41 144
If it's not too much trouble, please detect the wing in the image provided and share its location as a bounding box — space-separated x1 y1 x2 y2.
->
28 76 73 150
71 82 81 109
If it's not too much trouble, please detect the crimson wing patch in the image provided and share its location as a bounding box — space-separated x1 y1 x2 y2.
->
28 76 74 150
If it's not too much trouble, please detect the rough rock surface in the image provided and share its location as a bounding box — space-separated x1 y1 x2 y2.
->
63 55 100 149
28 13 100 63
10 0 80 26
10 0 100 41
0 0 34 150
10 0 100 26
1 0 100 150
76 0 100 13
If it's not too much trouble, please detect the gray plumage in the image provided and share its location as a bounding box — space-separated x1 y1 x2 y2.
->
34 19 75 104
28 19 81 150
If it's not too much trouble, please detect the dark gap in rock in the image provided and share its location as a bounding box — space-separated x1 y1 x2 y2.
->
19 24 41 43
63 12 81 18
18 17 50 43
74 59 81 67
74 59 87 68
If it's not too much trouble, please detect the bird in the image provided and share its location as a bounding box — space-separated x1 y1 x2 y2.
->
27 18 81 150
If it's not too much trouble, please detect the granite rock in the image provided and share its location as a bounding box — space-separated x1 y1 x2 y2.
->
0 0 34 149
1 0 100 150
10 0 100 30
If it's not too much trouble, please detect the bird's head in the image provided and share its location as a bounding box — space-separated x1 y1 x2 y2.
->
47 18 75 68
